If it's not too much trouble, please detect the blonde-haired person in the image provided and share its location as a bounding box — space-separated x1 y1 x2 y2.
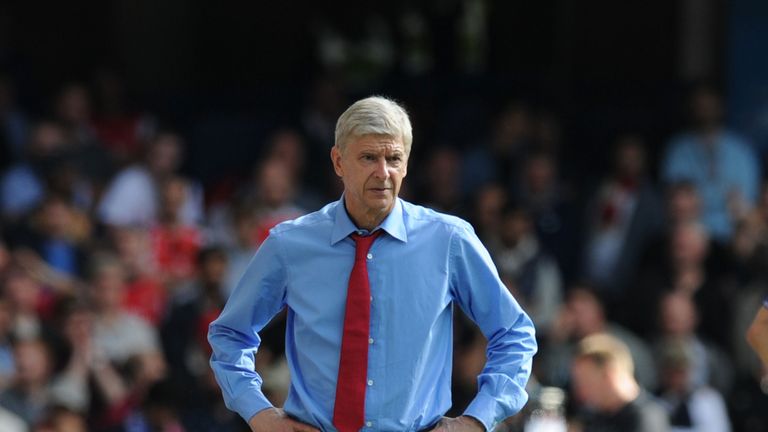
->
570 333 669 432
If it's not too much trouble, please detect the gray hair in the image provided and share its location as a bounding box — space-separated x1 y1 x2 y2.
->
334 96 413 154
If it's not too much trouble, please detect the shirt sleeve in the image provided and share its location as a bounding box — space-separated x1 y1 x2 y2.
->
208 233 289 423
449 223 537 431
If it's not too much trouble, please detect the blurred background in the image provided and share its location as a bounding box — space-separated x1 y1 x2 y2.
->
0 0 767 431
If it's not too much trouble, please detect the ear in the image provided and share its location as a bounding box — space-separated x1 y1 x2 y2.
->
331 146 344 177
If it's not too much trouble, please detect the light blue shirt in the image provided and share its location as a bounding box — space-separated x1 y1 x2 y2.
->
662 130 760 239
208 198 536 431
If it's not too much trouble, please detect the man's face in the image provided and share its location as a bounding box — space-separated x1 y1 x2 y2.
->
571 357 608 409
332 134 408 222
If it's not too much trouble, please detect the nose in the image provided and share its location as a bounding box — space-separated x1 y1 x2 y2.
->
373 157 389 180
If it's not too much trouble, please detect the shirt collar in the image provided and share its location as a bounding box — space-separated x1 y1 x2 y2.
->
330 196 408 245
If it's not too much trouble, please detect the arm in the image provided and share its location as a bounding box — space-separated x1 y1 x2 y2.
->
449 224 538 431
746 305 768 366
208 234 290 424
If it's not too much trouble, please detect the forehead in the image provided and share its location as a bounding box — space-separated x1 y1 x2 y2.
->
347 134 405 153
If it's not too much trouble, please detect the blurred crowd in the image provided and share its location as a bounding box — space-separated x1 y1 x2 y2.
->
0 68 766 432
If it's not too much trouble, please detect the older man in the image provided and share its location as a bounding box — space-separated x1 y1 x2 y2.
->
208 96 536 432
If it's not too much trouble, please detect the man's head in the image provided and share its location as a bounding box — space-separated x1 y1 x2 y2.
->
331 96 411 228
571 333 637 411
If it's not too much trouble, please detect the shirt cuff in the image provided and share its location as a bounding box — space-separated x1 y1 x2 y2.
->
463 393 498 431
229 390 274 423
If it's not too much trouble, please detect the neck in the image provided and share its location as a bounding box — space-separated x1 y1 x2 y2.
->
344 198 392 231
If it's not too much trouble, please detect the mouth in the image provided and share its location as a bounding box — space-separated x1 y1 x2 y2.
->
368 187 392 194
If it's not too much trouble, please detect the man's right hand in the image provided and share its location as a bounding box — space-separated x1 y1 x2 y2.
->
248 408 320 432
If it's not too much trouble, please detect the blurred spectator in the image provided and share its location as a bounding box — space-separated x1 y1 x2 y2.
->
247 159 305 245
655 337 731 432
150 177 203 286
161 247 250 431
417 146 464 214
541 286 657 391
98 131 203 227
0 338 54 426
87 253 165 377
0 122 67 220
161 247 227 394
221 204 258 298
2 268 53 341
514 151 581 282
462 102 533 195
91 69 155 165
569 333 669 432
583 135 663 301
48 300 131 422
8 195 91 285
493 204 562 332
0 73 29 165
468 182 507 253
110 227 166 326
626 221 737 348
261 128 323 211
52 83 114 196
662 85 760 240
653 292 733 394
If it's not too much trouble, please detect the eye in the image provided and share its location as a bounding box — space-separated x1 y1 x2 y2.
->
361 154 376 161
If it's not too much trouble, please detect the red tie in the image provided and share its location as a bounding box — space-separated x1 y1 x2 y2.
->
333 231 381 432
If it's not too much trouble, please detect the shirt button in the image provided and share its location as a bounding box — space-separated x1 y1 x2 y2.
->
368 337 374 344
366 253 373 260
366 421 373 427
367 379 374 386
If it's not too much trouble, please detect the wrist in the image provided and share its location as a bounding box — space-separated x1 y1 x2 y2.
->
460 415 485 431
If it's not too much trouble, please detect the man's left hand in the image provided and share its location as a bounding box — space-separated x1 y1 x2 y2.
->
432 416 485 431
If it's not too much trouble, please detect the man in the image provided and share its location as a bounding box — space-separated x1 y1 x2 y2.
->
570 333 669 432
208 96 537 432
661 85 760 240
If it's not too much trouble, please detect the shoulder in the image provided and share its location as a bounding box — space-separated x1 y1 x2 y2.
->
401 199 474 234
269 201 337 237
722 130 757 155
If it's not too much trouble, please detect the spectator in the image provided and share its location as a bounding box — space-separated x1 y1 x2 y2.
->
662 84 760 240
583 135 663 301
467 182 507 254
150 176 204 286
569 333 669 432
98 131 203 227
0 338 54 426
0 73 29 164
514 151 581 281
8 195 91 285
493 204 563 333
0 121 66 220
656 337 731 432
48 300 132 423
87 253 166 377
627 221 737 348
462 102 533 195
653 292 733 394
541 286 657 391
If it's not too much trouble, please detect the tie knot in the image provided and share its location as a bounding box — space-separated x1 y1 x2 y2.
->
351 230 382 253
